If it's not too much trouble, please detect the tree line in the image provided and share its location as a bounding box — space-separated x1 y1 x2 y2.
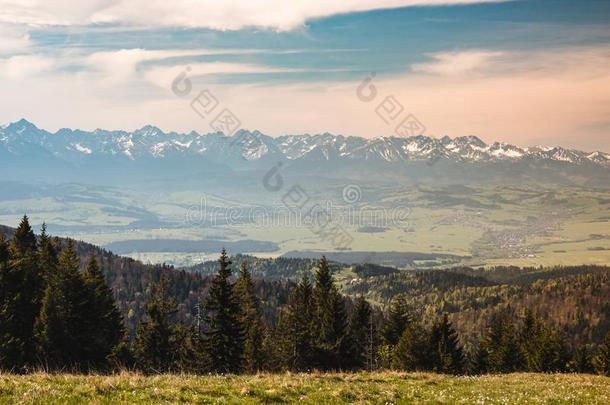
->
0 217 125 372
1 216 609 375
344 265 610 352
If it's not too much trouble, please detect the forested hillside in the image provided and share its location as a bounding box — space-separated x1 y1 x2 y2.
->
1 216 609 376
186 254 319 281
1 222 294 339
344 266 610 353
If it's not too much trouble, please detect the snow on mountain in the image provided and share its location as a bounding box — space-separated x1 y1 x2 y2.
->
487 142 525 158
72 143 92 154
0 119 608 168
587 151 610 164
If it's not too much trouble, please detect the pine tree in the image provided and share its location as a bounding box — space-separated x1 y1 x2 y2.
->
0 234 9 263
472 340 490 374
35 239 91 370
345 296 373 370
38 223 58 283
171 323 204 373
0 234 16 370
133 274 179 373
518 310 543 371
538 326 569 372
204 249 243 373
429 314 465 374
477 309 523 373
10 215 37 257
83 253 125 369
392 321 430 371
312 256 347 370
0 216 43 370
235 261 265 373
382 295 412 346
259 324 278 371
592 331 610 376
379 295 413 369
0 235 8 297
276 274 315 371
518 311 567 372
570 345 592 373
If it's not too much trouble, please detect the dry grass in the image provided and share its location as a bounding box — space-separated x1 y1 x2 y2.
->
0 371 608 404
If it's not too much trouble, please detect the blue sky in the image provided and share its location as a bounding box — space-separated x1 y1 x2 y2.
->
1 0 609 150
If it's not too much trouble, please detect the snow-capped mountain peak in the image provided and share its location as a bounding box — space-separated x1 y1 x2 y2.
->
0 119 608 168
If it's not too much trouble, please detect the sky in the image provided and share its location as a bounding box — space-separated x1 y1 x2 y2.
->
0 0 609 151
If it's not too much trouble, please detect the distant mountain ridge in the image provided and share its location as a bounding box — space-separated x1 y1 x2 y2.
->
2 118 609 166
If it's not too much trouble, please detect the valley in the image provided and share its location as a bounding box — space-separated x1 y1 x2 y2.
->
2 180 609 268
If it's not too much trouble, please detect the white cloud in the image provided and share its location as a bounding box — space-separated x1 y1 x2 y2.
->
0 55 54 79
0 46 310 84
86 49 213 83
412 50 504 76
144 62 304 89
0 0 508 30
0 24 30 54
84 48 307 84
410 47 610 80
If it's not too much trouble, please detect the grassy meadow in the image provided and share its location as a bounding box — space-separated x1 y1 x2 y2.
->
0 372 608 404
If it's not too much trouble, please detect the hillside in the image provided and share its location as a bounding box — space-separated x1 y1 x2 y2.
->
342 265 610 350
0 224 295 339
2 222 609 350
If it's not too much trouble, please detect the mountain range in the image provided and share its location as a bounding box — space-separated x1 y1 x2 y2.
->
2 119 609 189
2 118 609 166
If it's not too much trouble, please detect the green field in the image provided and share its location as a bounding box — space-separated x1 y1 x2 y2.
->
3 182 610 268
0 372 608 404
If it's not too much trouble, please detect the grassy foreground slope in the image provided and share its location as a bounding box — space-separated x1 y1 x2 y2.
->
0 372 608 404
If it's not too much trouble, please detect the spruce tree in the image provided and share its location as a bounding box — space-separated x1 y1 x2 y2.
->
204 249 243 373
392 321 430 371
382 295 412 346
133 274 179 373
429 314 465 374
518 311 567 372
83 253 125 369
36 239 91 370
235 261 265 373
477 309 523 373
171 323 204 373
538 326 569 372
592 331 610 376
0 234 8 263
10 215 37 256
571 345 592 373
518 310 543 371
0 235 8 300
312 256 347 370
1 216 42 370
472 340 490 374
0 234 15 370
38 223 58 283
346 296 374 370
276 274 315 371
259 324 278 371
379 295 413 368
